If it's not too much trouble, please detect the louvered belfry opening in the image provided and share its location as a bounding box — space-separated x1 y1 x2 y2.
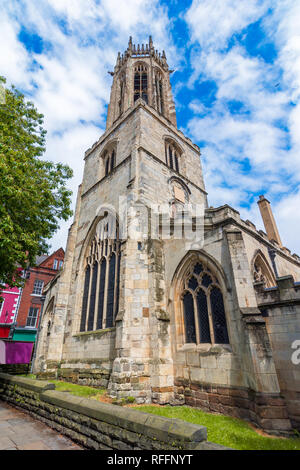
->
80 214 121 332
165 140 180 173
134 63 148 103
181 261 229 345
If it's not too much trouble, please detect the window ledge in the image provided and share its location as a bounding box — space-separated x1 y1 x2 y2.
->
178 343 232 354
73 327 116 338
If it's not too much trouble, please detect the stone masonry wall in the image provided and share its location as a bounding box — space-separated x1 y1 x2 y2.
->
0 373 228 450
255 277 300 430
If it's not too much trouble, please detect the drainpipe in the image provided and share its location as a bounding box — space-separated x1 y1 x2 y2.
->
30 295 46 374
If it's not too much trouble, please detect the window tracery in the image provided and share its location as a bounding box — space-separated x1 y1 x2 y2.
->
181 261 229 344
80 215 121 332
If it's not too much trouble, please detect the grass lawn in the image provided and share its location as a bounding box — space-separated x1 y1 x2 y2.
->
132 405 300 451
47 380 106 399
20 375 300 450
21 374 106 399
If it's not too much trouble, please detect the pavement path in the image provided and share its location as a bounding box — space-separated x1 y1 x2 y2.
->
0 400 82 450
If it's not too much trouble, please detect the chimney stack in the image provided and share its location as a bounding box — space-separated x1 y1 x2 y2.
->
257 195 282 247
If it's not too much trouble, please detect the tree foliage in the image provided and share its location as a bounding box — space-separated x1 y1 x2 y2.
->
0 76 73 287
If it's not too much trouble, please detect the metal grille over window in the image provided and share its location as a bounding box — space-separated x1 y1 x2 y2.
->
134 63 148 103
181 260 229 345
80 265 90 332
196 289 211 343
80 214 121 332
87 262 98 331
183 291 196 343
210 286 229 344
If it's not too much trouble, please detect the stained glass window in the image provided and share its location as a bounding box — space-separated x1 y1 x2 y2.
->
196 289 211 343
182 260 229 345
87 262 98 331
80 265 90 332
80 215 121 333
96 258 106 330
210 287 229 344
183 291 196 343
106 253 116 328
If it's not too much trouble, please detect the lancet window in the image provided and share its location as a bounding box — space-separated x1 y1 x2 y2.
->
134 63 148 103
80 215 121 332
104 149 116 176
155 70 164 114
165 140 180 173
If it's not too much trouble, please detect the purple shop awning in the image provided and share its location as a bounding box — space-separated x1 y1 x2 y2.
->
0 341 34 364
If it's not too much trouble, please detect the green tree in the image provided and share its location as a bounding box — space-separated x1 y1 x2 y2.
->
0 76 73 287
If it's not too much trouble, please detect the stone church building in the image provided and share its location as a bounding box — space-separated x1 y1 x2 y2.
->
34 37 300 434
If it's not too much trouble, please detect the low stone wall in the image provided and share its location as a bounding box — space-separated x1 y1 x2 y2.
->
175 378 291 435
0 373 227 450
0 363 31 375
37 359 112 388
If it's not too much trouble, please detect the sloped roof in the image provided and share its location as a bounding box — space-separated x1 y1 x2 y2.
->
35 254 48 266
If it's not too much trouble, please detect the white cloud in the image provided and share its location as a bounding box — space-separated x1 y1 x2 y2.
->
184 0 300 253
0 0 179 253
185 0 269 50
0 8 31 87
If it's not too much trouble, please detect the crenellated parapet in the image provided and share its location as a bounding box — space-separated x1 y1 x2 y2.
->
114 36 169 72
254 275 300 307
205 204 300 268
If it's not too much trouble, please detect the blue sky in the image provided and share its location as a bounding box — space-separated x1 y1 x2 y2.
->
1 0 300 254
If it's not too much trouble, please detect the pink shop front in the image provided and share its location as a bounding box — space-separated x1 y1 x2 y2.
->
0 283 34 365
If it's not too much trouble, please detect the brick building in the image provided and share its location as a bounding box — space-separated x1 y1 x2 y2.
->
16 248 64 329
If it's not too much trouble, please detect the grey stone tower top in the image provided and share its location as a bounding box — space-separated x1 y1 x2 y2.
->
106 36 177 129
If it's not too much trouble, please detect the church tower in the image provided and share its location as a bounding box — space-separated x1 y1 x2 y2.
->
106 36 177 129
35 37 300 433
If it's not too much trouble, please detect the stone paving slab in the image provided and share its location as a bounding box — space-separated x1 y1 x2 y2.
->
0 400 83 450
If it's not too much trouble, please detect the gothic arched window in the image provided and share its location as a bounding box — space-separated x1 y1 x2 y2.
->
252 251 276 288
103 148 116 177
181 261 229 344
119 73 126 116
134 63 148 104
80 215 121 332
155 70 164 114
165 140 181 173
